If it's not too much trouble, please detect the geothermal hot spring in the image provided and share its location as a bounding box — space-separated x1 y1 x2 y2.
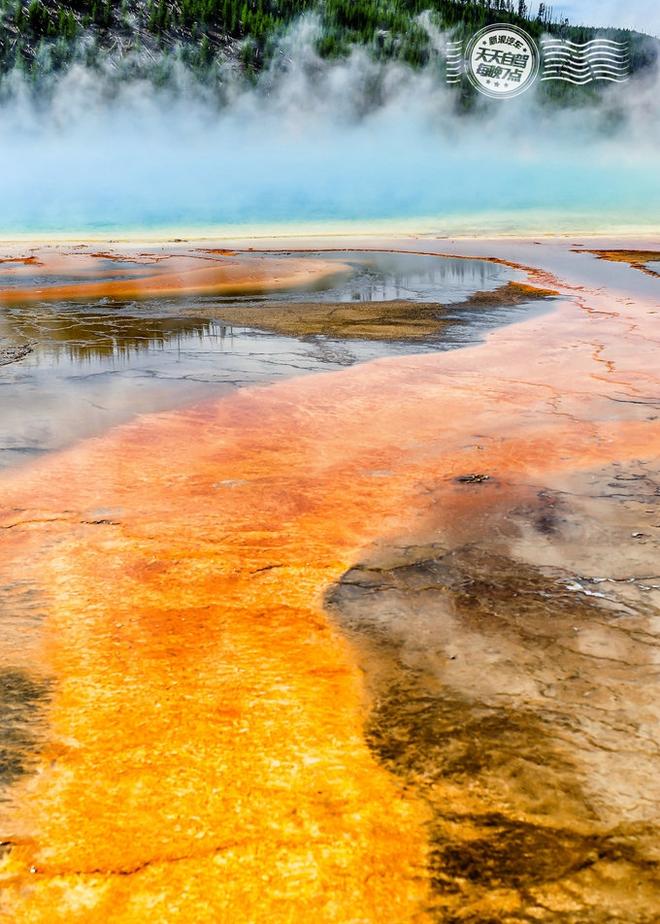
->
0 236 659 922
0 44 659 924
1 46 660 238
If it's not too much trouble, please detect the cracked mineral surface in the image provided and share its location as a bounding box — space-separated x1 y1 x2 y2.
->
0 238 658 921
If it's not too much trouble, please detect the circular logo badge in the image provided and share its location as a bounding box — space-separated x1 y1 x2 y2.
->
465 24 539 99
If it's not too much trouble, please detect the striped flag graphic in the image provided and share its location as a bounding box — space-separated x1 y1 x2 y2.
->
541 38 631 84
445 39 464 85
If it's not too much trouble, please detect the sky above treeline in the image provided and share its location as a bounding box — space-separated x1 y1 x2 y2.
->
554 0 660 36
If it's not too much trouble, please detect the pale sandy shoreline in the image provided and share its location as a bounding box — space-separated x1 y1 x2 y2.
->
0 211 658 247
1 232 659 258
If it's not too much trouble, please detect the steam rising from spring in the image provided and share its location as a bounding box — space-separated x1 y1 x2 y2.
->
0 15 658 235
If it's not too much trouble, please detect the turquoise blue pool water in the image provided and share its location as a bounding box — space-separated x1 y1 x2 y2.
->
1 108 658 237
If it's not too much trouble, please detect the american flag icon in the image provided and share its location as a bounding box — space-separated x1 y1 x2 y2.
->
540 38 631 84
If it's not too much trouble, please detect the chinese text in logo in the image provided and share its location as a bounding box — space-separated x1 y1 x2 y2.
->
465 24 540 99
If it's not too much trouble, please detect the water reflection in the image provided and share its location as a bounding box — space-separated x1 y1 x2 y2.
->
0 251 524 470
233 251 510 304
1 309 219 363
0 311 418 471
0 250 511 306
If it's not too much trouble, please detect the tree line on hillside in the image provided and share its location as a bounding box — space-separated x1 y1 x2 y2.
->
0 0 655 100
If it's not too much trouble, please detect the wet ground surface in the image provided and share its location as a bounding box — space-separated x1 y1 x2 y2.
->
209 251 512 304
572 248 660 283
0 249 511 305
0 237 658 922
0 251 542 470
0 670 50 794
0 248 543 819
327 462 660 921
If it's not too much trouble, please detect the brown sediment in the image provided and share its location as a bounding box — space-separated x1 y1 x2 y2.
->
582 249 660 278
0 257 42 266
327 525 660 921
0 670 51 791
209 281 557 341
0 344 33 366
0 246 658 920
84 251 165 264
197 248 238 256
0 250 350 304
